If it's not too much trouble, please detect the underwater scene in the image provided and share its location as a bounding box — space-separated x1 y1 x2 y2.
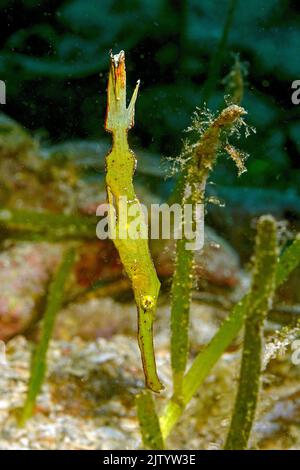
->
0 0 300 452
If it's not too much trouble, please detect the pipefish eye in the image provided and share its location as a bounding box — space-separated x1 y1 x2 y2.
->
141 295 155 311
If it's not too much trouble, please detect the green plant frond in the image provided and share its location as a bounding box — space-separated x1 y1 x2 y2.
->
0 207 97 240
19 247 76 426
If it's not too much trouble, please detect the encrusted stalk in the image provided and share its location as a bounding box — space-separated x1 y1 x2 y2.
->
171 104 247 398
225 215 279 449
160 233 300 441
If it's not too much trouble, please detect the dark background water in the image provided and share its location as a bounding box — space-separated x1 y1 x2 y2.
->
0 0 300 193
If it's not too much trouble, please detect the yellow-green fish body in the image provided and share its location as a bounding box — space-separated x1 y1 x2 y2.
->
105 51 163 392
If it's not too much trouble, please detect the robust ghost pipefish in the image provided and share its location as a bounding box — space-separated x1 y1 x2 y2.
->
104 51 163 392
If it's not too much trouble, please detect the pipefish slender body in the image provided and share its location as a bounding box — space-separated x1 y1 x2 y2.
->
104 51 163 392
